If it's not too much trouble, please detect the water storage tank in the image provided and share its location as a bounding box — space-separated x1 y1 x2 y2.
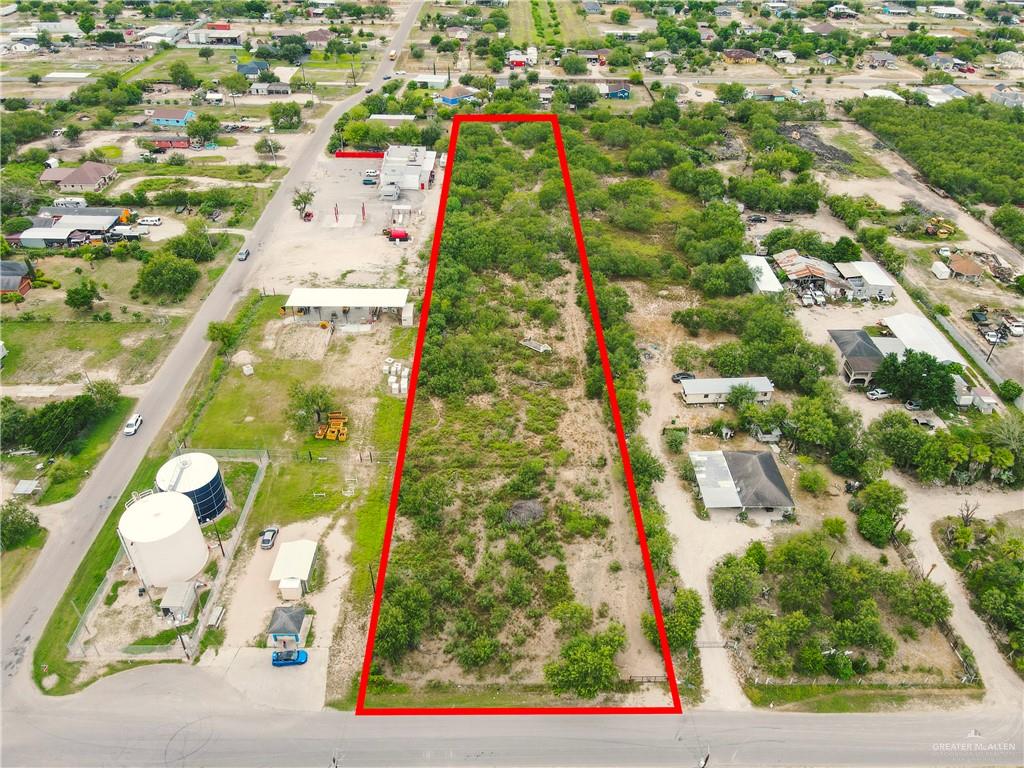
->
156 452 227 523
117 491 207 588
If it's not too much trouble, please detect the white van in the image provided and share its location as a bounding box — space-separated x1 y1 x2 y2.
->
54 197 87 209
138 216 162 226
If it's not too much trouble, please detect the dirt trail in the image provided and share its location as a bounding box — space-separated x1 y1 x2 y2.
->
888 475 1024 711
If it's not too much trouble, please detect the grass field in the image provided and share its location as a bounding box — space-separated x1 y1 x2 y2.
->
829 131 891 178
32 454 165 695
1 528 48 604
508 0 540 44
128 48 243 84
36 396 137 505
245 461 346 539
0 318 184 385
554 0 593 42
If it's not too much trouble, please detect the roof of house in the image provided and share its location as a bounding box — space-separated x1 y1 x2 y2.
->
285 288 410 309
269 540 317 583
151 107 194 120
267 82 291 92
883 312 965 365
41 162 115 187
39 167 72 182
304 29 333 42
773 249 842 280
834 260 896 287
267 605 306 635
438 84 477 99
0 275 28 290
723 48 757 59
681 376 774 395
690 450 795 510
0 260 31 276
829 329 885 371
808 21 837 34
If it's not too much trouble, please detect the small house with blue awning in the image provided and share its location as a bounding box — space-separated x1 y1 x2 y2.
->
598 80 631 99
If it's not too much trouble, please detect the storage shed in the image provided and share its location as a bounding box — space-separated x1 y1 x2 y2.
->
159 580 198 623
931 261 951 280
269 539 317 601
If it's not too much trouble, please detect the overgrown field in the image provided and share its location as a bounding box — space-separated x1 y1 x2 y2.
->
366 122 671 707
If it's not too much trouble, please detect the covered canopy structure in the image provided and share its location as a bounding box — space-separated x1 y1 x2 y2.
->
883 313 965 366
284 288 411 327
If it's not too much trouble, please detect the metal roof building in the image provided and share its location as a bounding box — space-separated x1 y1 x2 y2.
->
690 450 795 517
883 312 965 366
741 254 783 294
681 376 774 405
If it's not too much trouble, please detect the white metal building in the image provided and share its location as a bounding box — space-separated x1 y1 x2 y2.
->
118 491 208 589
380 145 437 191
834 261 896 300
269 540 318 601
741 254 783 294
681 376 774 405
883 312 965 365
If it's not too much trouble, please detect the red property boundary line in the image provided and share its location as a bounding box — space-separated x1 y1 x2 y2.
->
356 113 682 716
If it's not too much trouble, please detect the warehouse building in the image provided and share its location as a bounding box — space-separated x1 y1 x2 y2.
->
380 145 437 191
284 287 412 327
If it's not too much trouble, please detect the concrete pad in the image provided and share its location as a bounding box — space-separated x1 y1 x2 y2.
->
204 646 328 712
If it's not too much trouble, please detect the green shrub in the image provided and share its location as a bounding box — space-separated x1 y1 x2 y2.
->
797 467 828 496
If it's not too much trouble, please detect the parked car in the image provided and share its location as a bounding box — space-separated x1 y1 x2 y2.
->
364 87 373 93
866 388 891 400
671 371 696 383
271 649 308 667
746 214 768 224
912 416 936 430
983 330 1008 345
812 291 827 306
364 169 379 178
382 74 391 80
260 526 279 550
123 413 143 436
362 177 377 186
394 70 406 75
904 400 923 411
236 248 250 261
138 216 162 226
800 294 814 307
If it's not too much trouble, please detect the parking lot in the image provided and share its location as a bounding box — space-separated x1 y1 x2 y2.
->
245 155 443 290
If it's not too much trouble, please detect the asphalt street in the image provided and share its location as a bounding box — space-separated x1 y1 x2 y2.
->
3 6 1023 765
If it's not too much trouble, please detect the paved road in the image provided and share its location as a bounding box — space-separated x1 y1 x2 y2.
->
0 0 424 706
2 663 1022 767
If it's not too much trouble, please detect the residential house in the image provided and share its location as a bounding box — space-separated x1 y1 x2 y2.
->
882 5 913 15
971 388 999 414
582 0 602 13
698 27 717 43
507 49 529 68
923 53 957 70
995 50 1024 70
597 80 631 99
689 450 795 520
237 60 270 80
930 5 967 18
741 254 783 294
150 107 197 127
714 5 733 16
0 260 33 296
681 376 774 405
882 28 911 38
817 52 839 65
723 48 757 63
834 261 897 300
865 51 898 68
304 28 333 48
578 48 612 65
805 21 837 34
991 89 1024 108
748 89 788 101
186 28 244 45
827 3 859 18
445 26 470 42
152 135 190 149
772 49 797 64
914 83 968 107
39 161 118 193
437 84 478 106
829 329 885 387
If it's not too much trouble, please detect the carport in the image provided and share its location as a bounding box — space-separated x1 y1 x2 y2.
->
284 288 411 327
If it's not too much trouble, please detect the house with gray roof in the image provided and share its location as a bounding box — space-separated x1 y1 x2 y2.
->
689 450 795 520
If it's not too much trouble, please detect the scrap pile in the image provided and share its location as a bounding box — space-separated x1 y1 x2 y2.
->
383 357 410 395
314 411 348 442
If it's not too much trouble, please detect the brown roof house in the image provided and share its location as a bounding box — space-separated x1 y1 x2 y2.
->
723 48 757 63
39 161 118 193
304 29 333 48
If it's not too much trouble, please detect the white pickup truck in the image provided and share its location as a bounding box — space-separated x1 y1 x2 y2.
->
1002 314 1024 337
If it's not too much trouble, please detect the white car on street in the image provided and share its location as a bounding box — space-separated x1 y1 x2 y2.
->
866 389 891 400
123 413 143 436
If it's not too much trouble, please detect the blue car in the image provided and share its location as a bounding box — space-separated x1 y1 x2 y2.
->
271 650 308 667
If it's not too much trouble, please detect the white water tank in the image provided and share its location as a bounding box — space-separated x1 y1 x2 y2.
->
118 491 208 588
